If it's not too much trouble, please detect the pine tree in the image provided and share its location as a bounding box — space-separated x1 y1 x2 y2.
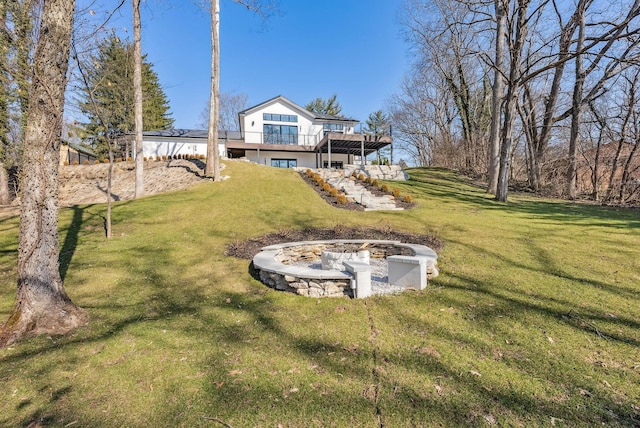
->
78 35 173 158
364 110 390 136
305 94 342 117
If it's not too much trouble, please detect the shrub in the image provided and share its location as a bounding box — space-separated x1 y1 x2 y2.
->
329 188 339 197
94 160 100 164
72 161 79 165
161 155 167 161
336 194 347 205
357 173 366 181
372 179 380 188
63 161 69 166
115 157 122 163
403 194 413 203
199 154 205 159
84 160 90 165
322 183 332 193
392 188 401 198
156 155 161 161
143 157 148 162
381 184 389 193
306 169 313 176
103 159 109 163
127 157 132 162
365 177 372 184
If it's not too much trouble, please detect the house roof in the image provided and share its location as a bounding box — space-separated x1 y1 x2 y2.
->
316 133 392 156
239 95 359 123
62 141 98 157
143 129 209 138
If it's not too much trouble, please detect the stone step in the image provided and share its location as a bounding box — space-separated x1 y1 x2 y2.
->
323 176 403 211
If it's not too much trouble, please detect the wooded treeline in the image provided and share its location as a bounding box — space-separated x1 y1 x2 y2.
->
390 0 640 204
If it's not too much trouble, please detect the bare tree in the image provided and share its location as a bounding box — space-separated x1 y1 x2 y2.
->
487 0 506 194
0 0 11 205
0 0 87 347
566 0 588 199
401 0 492 175
133 0 144 197
204 0 278 179
389 64 460 168
198 92 248 131
495 0 531 202
205 0 221 180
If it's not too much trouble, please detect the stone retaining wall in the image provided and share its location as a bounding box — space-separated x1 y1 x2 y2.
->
259 270 352 298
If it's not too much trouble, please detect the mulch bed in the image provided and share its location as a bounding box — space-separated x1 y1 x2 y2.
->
298 171 416 210
226 226 444 260
298 172 363 210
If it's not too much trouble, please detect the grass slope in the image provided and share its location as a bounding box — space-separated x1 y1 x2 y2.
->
0 161 638 427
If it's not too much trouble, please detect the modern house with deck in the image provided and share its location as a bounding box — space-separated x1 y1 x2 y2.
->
142 95 392 169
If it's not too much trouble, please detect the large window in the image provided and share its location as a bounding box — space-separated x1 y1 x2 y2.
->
323 123 344 134
263 113 298 123
323 161 343 169
264 124 298 145
271 159 297 168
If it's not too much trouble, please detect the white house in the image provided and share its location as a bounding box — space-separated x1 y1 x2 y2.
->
142 95 392 169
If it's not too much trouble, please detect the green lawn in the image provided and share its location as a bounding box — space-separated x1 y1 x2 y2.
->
0 161 638 427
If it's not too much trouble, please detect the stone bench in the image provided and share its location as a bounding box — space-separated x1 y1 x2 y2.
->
343 260 372 299
387 255 430 290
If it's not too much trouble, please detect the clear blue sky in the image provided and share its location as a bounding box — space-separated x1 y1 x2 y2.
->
99 0 410 129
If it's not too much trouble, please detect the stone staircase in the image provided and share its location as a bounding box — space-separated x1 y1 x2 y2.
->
321 173 403 211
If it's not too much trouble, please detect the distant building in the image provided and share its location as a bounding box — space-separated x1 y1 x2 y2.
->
142 95 392 169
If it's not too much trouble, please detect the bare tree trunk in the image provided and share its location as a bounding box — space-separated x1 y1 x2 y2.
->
205 0 221 181
605 139 625 203
0 3 11 205
133 0 144 197
0 164 9 204
496 0 529 202
567 0 587 199
106 144 114 239
619 140 640 203
13 0 35 136
0 0 87 348
618 75 639 202
487 0 506 194
590 104 606 201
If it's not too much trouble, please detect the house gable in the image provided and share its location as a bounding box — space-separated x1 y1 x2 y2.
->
238 95 359 146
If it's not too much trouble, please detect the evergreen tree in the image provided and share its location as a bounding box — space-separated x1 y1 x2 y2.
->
364 110 390 136
78 35 173 158
305 94 342 117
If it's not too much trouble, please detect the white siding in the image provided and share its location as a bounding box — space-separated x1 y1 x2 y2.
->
143 137 224 159
242 102 322 145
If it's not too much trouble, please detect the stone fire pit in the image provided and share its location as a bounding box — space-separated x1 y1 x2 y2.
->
252 240 438 298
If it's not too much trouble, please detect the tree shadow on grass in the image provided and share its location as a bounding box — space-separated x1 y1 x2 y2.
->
373 289 640 426
59 205 95 281
446 236 640 304
167 158 207 177
406 168 640 229
187 286 640 426
1 240 208 426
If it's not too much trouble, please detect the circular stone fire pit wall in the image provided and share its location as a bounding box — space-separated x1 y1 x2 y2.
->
253 240 438 298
